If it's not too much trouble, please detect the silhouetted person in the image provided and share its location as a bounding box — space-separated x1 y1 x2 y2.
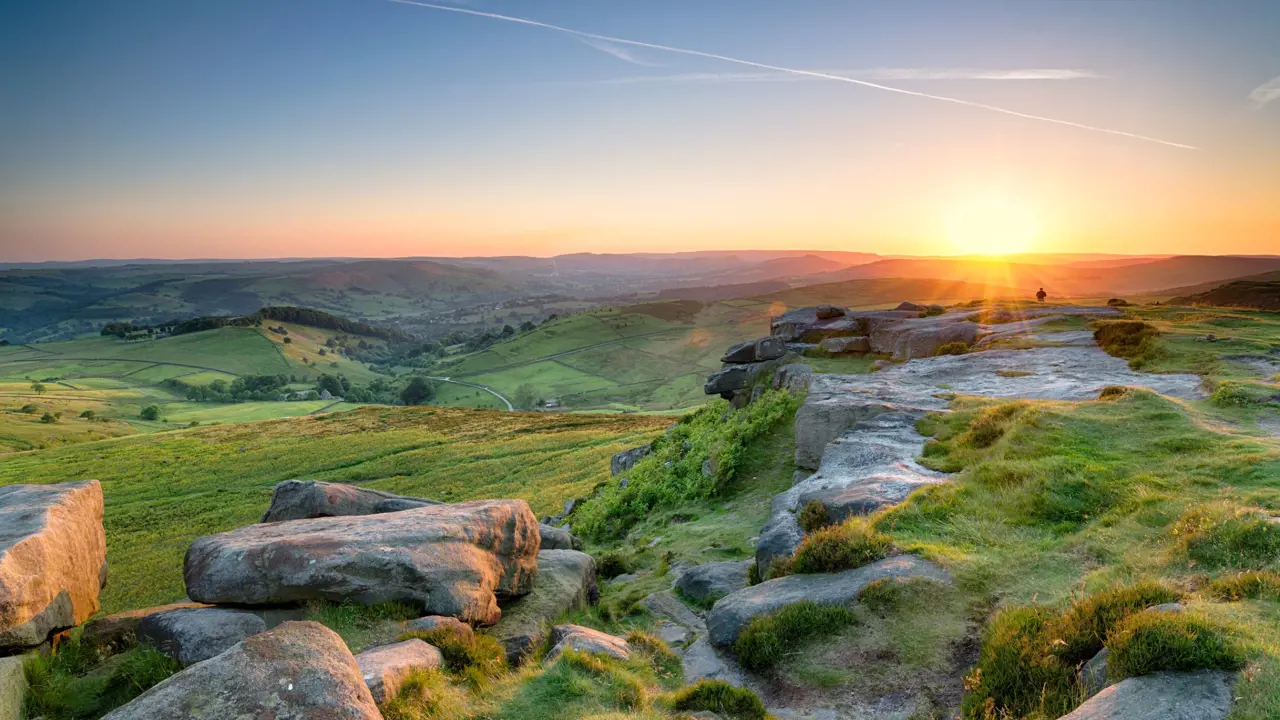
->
1036 288 1047 303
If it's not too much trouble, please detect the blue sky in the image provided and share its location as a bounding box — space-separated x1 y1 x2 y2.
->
1 0 1277 260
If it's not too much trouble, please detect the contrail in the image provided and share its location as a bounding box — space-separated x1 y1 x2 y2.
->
388 0 1197 150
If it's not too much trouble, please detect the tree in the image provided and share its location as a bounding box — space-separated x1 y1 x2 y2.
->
140 404 161 421
79 410 95 420
316 374 345 397
30 382 45 395
520 320 536 333
514 383 538 410
400 377 435 406
40 412 57 424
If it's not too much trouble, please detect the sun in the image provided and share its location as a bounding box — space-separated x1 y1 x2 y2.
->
947 198 1039 256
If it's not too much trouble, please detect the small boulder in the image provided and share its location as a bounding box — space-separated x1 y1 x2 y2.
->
1080 647 1110 697
137 607 270 667
721 337 786 364
895 301 927 312
0 480 106 651
260 479 439 523
355 638 443 703
82 602 211 654
611 446 651 476
539 523 582 551
707 555 950 647
489 550 597 663
102 621 381 720
547 624 630 661
406 615 474 642
816 305 846 320
185 499 541 626
1058 671 1233 720
675 561 752 606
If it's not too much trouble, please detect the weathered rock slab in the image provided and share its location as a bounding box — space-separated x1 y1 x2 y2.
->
1059 671 1233 720
611 445 652 476
0 480 106 650
707 555 950 647
539 523 582 551
406 615 473 641
547 624 630 661
722 337 786 364
102 621 381 720
81 602 211 654
489 549 596 663
137 607 278 667
260 479 439 523
185 499 540 625
819 336 871 354
356 638 443 703
675 561 752 606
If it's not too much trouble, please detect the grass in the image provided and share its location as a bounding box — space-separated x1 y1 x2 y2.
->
302 599 419 652
881 387 1280 718
1093 319 1161 369
400 625 508 689
1106 611 1243 680
22 637 180 719
0 405 668 612
1207 572 1280 601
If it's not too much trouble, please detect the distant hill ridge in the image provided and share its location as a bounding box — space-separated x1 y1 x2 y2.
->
102 306 412 343
1170 280 1280 311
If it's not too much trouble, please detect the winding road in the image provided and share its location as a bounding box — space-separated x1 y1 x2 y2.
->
427 376 514 411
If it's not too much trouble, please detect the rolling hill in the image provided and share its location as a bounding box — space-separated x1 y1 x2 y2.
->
1170 280 1280 311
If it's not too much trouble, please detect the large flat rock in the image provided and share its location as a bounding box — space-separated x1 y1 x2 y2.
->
185 499 540 625
102 621 381 720
1058 671 1233 720
488 549 596 663
0 480 106 650
707 555 950 647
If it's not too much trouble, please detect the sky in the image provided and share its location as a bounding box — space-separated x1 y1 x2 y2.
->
1 0 1277 261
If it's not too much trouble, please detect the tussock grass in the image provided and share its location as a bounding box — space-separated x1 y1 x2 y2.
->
733 601 857 671
1206 571 1280 601
1093 319 1161 369
797 499 831 533
934 341 970 356
1106 611 1243 680
400 626 507 689
771 516 892 577
664 680 768 720
381 669 470 720
304 599 418 653
1172 503 1280 570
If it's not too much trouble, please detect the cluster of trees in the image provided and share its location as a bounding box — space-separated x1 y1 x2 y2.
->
100 306 410 344
166 374 291 403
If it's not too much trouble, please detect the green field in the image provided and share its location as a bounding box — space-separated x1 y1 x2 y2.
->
0 405 668 612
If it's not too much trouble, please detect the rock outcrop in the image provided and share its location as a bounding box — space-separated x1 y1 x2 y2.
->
706 555 950 647
0 480 106 651
137 606 306 666
611 446 652 476
539 523 582 550
406 615 473 641
260 479 440 523
102 621 381 720
1058 671 1233 720
675 561 752 606
185 499 540 625
355 638 443 703
0 656 24 720
721 337 786 364
489 549 597 663
547 624 630 661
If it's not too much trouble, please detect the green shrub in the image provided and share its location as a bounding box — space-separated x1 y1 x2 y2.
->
935 341 970 356
139 404 160 421
1206 571 1280 601
1210 382 1258 407
40 412 57 424
960 606 1075 720
1049 581 1181 664
78 410 95 419
782 517 892 575
1105 612 1243 680
1093 320 1159 369
1173 504 1280 569
797 500 830 533
597 551 630 579
1098 385 1130 400
746 562 762 586
572 390 801 538
666 679 768 720
732 601 856 671
19 404 38 414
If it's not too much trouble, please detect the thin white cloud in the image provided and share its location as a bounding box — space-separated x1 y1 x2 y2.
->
576 36 658 66
387 0 1196 150
1249 75 1280 106
549 67 1102 86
